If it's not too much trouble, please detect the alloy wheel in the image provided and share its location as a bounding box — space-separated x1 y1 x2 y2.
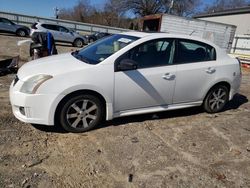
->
208 88 227 111
66 99 97 129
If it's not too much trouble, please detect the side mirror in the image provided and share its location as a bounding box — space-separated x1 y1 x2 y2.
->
116 59 137 72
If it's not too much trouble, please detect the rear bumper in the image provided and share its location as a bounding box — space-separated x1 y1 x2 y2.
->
229 73 242 100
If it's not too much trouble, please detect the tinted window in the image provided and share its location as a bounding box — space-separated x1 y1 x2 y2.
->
42 24 58 31
176 39 216 63
118 39 175 69
0 18 13 25
58 26 69 33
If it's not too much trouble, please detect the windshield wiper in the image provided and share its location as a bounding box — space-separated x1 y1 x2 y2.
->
76 55 91 64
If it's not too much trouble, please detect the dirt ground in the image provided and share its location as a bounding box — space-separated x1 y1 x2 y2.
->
0 34 250 188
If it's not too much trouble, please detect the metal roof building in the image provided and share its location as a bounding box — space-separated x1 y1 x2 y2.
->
194 6 250 35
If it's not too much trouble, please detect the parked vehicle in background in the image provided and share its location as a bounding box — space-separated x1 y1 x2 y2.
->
85 32 111 43
0 17 30 37
9 32 241 133
30 22 87 47
141 14 236 53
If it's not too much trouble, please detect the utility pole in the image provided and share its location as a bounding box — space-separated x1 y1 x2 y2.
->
54 7 59 19
168 0 175 14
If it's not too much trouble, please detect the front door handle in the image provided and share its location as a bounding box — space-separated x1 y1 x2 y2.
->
162 73 175 80
205 67 216 74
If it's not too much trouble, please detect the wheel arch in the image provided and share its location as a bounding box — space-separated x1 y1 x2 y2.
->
203 81 231 102
54 89 108 125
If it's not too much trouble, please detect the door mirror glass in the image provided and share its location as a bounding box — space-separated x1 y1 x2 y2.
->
116 59 137 72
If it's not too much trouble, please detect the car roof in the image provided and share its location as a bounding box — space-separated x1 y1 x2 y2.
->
120 31 219 48
36 22 63 26
120 31 152 38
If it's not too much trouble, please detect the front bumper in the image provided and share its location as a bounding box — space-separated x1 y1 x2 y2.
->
9 80 64 125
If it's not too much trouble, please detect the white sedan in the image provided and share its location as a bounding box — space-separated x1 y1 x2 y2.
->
9 32 242 132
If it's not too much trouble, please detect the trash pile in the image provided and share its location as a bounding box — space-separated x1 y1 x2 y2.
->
0 56 19 76
0 32 58 77
29 32 57 60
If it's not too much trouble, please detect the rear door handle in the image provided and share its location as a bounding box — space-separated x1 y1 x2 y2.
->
205 67 216 74
162 73 175 80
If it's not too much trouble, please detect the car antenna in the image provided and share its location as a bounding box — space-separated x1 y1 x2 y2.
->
189 30 196 36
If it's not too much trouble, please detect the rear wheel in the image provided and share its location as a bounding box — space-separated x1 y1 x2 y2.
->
203 85 229 113
58 94 104 133
16 29 27 37
73 38 84 48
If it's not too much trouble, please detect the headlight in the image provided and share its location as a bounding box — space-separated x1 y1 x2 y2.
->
20 74 53 94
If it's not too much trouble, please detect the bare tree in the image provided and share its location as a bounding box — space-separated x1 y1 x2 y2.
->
58 0 132 28
119 0 201 17
165 0 201 16
59 0 95 22
126 0 164 16
58 0 203 29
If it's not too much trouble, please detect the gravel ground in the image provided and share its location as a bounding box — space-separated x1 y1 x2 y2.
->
0 34 250 188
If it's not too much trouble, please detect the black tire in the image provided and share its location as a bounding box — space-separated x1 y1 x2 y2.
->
16 29 27 37
73 38 84 48
203 85 229 113
58 94 104 133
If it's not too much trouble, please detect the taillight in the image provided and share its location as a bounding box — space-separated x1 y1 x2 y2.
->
31 23 38 29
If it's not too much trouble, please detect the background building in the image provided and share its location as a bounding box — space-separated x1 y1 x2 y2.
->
194 7 250 57
194 6 250 35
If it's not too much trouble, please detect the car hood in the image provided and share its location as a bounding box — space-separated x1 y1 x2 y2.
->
18 53 91 80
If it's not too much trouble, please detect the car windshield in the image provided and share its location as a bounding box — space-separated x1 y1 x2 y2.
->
72 34 139 64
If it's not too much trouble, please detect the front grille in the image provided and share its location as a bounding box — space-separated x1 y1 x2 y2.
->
13 75 19 86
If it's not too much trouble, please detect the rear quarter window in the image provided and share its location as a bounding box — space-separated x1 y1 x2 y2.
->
176 39 216 64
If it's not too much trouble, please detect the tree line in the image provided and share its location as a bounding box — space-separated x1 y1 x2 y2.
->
58 0 250 29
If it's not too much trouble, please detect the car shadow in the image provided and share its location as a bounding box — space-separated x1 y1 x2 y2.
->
0 32 16 37
31 123 68 133
31 93 248 133
0 32 29 38
223 93 248 111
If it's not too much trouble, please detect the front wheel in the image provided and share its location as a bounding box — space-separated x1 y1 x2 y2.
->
203 85 229 113
58 94 104 133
